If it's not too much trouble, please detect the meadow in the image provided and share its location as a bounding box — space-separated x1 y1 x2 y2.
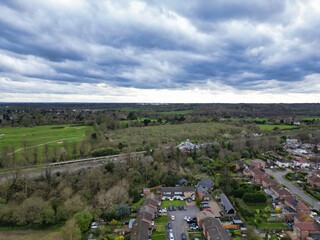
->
0 124 92 161
257 125 298 131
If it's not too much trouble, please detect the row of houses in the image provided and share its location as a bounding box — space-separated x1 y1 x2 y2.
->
130 194 160 240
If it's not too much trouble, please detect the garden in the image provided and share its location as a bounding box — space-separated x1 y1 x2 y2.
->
151 216 168 239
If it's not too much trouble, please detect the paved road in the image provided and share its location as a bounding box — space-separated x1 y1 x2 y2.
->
265 169 320 210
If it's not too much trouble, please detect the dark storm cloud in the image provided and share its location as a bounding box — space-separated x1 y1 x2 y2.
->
0 0 319 94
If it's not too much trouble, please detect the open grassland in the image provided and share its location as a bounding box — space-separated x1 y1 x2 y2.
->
0 124 92 161
108 122 244 148
0 124 91 151
0 227 61 240
223 118 268 122
257 125 298 131
303 117 320 121
120 117 165 124
157 110 193 114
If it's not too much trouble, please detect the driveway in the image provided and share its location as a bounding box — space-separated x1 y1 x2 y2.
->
168 205 200 240
265 169 320 210
208 200 221 217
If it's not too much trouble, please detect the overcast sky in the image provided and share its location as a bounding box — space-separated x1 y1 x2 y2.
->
0 0 320 103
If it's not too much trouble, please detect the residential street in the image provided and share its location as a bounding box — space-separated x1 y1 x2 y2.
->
265 169 320 210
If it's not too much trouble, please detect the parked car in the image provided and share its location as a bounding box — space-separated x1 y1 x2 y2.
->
159 208 167 213
202 204 210 208
219 211 224 216
201 201 208 204
172 206 177 211
184 216 191 221
189 223 198 230
181 233 187 240
171 215 175 221
168 223 172 229
204 208 211 212
182 206 187 211
187 198 191 203
170 233 174 240
168 206 173 211
178 206 183 211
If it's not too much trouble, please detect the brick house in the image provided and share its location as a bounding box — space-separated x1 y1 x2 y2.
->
270 184 292 199
293 222 318 240
262 177 278 188
249 159 266 168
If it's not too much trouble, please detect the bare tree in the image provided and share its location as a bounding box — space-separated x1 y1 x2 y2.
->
32 146 39 164
59 147 67 161
22 140 29 163
72 141 78 158
44 144 49 163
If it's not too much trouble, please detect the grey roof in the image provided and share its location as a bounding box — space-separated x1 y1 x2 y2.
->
130 219 150 240
179 178 189 185
220 193 235 214
203 218 230 240
197 179 214 190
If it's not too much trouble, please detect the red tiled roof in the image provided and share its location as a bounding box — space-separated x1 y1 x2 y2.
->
295 222 316 231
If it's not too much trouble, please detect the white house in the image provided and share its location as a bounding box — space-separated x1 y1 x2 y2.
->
276 159 293 168
294 158 311 168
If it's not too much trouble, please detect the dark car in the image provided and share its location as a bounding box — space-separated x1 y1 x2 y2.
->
168 223 172 229
181 233 187 240
187 198 191 203
182 206 187 211
219 211 224 216
172 206 177 211
168 206 173 211
178 206 183 210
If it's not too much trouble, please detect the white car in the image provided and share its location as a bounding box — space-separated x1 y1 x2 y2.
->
184 216 191 221
169 233 174 240
159 208 167 213
171 215 175 221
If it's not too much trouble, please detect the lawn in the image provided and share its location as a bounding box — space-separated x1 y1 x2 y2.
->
247 205 269 210
162 200 186 208
152 235 167 240
132 197 146 207
257 125 298 131
257 223 290 229
152 216 168 237
188 231 204 239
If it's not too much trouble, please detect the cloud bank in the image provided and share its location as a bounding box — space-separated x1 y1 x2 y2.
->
0 0 319 102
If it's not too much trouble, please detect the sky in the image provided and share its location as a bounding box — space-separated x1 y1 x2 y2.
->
0 0 320 103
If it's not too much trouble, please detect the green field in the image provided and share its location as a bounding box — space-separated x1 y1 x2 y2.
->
222 118 267 122
0 124 91 150
257 125 298 131
303 117 320 121
158 110 193 114
0 124 92 162
120 117 165 124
